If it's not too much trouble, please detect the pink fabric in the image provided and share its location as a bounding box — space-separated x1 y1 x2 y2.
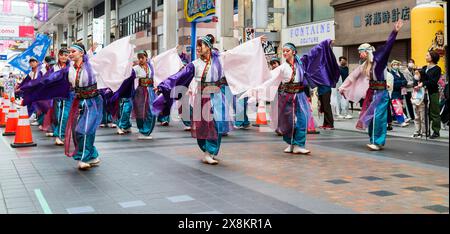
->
338 65 369 103
221 37 272 95
42 106 54 132
191 95 218 140
356 89 373 130
392 99 404 116
2 0 11 13
153 48 184 86
307 97 316 131
27 0 35 10
64 99 80 157
91 36 134 92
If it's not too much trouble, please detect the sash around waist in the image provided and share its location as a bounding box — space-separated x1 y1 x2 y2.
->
369 80 387 90
279 83 305 94
75 83 99 99
138 78 154 87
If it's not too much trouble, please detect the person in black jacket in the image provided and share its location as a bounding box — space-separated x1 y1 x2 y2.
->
417 50 442 139
390 60 409 127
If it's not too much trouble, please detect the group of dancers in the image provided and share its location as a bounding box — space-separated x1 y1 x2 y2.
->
15 20 404 170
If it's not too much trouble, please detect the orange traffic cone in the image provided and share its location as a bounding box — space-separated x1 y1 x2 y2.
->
253 103 268 126
3 98 19 136
11 105 37 148
0 95 10 128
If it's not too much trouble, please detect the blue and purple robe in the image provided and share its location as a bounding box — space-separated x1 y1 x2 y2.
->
272 40 340 147
153 53 233 156
132 62 157 136
356 30 398 146
21 57 103 162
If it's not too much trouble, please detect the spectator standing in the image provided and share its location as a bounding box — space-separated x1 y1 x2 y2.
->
402 59 416 120
417 51 442 139
390 60 409 127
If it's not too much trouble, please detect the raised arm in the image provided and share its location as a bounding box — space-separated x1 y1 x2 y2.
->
374 20 403 66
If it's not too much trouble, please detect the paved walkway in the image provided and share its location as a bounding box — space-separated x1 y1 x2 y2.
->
0 119 448 214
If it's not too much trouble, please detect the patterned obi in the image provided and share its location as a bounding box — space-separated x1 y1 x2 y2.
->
75 83 99 99
138 77 154 87
279 83 305 94
369 80 387 90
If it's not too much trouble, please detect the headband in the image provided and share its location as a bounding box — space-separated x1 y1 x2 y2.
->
390 60 401 65
137 50 148 57
70 44 84 53
283 43 297 53
358 43 375 52
201 36 213 49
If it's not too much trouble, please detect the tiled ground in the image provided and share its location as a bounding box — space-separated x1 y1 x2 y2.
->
0 120 448 214
174 140 449 214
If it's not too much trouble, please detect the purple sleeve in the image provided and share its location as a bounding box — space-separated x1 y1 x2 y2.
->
106 70 137 116
300 39 340 88
17 75 31 90
373 30 398 81
152 63 195 116
21 68 71 106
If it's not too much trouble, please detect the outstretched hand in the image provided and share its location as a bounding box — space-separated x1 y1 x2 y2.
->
394 20 404 32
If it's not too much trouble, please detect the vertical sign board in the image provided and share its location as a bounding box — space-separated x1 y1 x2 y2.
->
93 18 104 46
184 0 216 23
184 0 216 61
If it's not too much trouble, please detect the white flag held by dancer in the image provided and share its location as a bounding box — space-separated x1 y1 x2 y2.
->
91 36 135 92
153 48 184 87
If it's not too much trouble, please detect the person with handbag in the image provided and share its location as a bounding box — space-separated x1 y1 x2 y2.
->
411 69 426 138
416 50 442 139
403 59 417 121
390 60 409 127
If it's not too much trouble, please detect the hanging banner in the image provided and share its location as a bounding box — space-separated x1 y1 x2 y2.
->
93 18 104 45
8 34 51 74
36 1 48 22
2 0 12 13
28 0 35 10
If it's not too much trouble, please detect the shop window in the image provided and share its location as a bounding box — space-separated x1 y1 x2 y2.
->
313 0 334 21
118 8 151 38
288 0 311 26
288 0 333 26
